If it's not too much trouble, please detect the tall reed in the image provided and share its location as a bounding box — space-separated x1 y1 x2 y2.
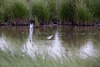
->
46 0 58 22
0 0 100 25
90 0 100 21
59 0 76 24
5 0 29 21
0 0 5 7
0 8 4 23
31 0 50 24
75 4 91 24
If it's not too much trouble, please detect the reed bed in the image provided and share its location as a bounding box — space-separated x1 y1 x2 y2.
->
75 4 91 24
0 0 100 25
31 0 50 24
4 0 29 21
0 8 4 22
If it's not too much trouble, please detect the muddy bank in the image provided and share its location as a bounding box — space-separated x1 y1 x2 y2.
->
0 20 99 27
0 23 29 26
0 20 29 26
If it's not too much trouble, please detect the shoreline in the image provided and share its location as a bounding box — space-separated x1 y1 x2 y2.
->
0 22 97 27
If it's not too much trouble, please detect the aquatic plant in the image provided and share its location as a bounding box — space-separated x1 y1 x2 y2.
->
0 0 4 7
47 0 58 23
83 0 91 7
0 0 99 25
59 0 76 24
31 0 50 24
0 8 4 22
75 4 91 24
90 0 100 21
59 0 69 22
5 0 29 21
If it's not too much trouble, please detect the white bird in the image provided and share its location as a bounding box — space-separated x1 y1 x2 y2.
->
47 35 53 39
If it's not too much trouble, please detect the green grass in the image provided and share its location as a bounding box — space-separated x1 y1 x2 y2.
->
0 0 100 25
75 4 91 24
83 0 100 23
4 0 29 21
31 0 50 23
47 0 58 22
0 0 4 7
0 48 100 67
0 8 4 23
59 0 76 22
90 0 100 21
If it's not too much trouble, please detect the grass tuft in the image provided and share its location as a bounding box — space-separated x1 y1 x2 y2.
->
76 4 91 24
0 48 100 67
0 0 100 25
59 0 76 23
90 0 100 21
0 8 4 23
31 0 50 23
47 0 58 22
5 0 29 20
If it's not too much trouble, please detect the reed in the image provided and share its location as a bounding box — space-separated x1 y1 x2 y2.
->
75 4 91 24
0 8 4 23
0 0 4 7
59 0 76 23
31 0 50 24
0 0 100 25
4 0 29 21
90 0 100 21
46 0 58 22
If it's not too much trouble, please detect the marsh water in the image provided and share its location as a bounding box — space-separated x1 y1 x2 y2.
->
0 25 100 59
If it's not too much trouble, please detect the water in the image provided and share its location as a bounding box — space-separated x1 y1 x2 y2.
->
0 26 100 59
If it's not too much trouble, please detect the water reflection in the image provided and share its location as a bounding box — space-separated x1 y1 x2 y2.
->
0 35 9 51
47 32 66 59
23 24 36 58
0 26 100 59
79 40 97 59
23 24 66 59
0 27 28 52
0 34 15 52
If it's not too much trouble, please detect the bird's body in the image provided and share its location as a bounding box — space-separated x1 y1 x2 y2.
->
47 35 53 39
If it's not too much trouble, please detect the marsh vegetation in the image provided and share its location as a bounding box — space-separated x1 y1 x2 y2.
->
0 0 100 26
1 0 100 67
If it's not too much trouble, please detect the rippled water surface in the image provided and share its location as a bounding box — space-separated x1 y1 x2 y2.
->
0 25 100 59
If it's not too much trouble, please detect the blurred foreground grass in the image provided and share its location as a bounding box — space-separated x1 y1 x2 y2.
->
0 48 100 67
